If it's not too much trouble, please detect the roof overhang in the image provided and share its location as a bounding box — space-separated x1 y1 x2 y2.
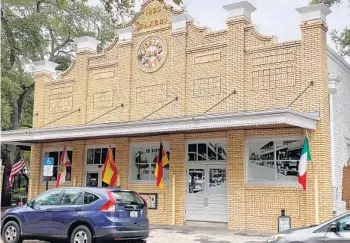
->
0 108 319 145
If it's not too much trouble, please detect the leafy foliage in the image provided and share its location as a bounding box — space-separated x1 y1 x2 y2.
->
311 0 350 57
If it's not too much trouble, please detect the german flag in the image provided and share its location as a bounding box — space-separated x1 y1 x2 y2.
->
102 145 118 186
155 142 168 189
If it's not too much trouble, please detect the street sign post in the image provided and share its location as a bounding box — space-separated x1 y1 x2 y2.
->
43 157 54 190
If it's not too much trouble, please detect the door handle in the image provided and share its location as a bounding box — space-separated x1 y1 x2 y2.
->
45 209 53 212
74 208 82 212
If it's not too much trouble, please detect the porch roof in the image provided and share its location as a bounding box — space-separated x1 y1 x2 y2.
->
0 108 319 146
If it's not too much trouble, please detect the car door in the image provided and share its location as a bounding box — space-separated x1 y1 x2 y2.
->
49 189 84 238
21 189 63 236
324 215 350 242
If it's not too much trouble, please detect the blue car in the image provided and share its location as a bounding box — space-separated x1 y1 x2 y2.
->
1 187 149 243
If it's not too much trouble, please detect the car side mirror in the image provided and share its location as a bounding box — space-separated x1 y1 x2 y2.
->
27 200 34 208
329 222 338 232
345 223 350 231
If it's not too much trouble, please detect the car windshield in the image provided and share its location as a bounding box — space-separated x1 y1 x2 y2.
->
315 212 350 231
111 191 144 205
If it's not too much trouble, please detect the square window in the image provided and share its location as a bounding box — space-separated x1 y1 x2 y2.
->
43 149 72 182
129 143 169 182
247 138 302 184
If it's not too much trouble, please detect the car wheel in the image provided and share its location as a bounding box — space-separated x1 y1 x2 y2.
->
283 168 288 176
70 225 92 243
1 221 22 243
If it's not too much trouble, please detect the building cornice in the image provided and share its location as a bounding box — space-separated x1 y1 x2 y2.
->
0 109 319 145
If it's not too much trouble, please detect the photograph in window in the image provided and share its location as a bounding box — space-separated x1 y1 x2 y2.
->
248 139 302 182
131 143 170 181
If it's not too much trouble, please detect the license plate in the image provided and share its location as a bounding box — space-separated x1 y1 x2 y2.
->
130 211 138 217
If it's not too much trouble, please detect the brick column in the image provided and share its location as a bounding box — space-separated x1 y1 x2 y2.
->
169 134 186 225
223 1 255 113
227 130 246 230
115 137 129 188
296 4 333 224
72 141 85 187
28 144 42 200
32 61 59 128
73 37 101 125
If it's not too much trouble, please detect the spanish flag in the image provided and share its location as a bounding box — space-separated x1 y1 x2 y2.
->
102 145 118 186
155 142 168 189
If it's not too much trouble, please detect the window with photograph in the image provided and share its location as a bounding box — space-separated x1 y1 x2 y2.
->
187 142 227 162
247 138 303 184
43 150 73 182
129 143 170 182
86 147 115 165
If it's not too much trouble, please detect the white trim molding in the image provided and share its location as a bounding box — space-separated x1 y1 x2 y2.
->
223 1 256 20
0 108 319 145
296 3 331 23
328 74 342 94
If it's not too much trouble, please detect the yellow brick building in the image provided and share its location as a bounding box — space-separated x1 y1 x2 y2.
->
1 0 336 233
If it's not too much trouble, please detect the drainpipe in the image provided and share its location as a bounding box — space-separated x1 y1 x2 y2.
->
328 74 342 215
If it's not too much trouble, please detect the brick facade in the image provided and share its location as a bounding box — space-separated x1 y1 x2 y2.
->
27 1 335 233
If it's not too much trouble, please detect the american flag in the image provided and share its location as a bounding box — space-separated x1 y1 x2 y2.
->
9 160 26 187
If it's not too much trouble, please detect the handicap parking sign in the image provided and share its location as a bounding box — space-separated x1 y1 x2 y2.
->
43 157 54 177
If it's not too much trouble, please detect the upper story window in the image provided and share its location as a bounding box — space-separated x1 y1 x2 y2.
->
86 147 116 165
187 142 227 162
43 149 73 182
129 142 170 183
246 137 303 184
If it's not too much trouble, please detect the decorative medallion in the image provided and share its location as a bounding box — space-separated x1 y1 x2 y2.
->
137 36 167 73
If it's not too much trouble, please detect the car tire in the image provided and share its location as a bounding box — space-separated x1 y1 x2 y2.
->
70 225 92 243
1 221 22 243
283 168 288 176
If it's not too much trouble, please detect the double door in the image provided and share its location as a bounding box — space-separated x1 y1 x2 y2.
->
185 164 227 222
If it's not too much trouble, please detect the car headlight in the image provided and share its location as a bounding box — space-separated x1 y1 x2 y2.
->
267 234 285 242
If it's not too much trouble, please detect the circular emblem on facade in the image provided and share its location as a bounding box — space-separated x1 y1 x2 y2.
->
137 36 167 73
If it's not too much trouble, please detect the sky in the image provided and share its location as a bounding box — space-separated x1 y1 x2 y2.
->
90 0 350 61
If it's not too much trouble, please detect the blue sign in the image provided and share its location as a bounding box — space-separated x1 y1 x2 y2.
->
43 157 54 165
43 157 54 177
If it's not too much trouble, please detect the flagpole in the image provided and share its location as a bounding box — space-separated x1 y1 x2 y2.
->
172 172 176 225
306 130 319 224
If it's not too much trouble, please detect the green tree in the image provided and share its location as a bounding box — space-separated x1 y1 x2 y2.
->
311 0 350 57
1 0 183 206
1 0 116 206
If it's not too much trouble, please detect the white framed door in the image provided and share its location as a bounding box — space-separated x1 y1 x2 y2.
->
207 164 227 222
186 165 207 221
185 163 227 222
85 166 109 187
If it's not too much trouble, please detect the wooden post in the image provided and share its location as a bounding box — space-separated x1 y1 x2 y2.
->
172 173 176 225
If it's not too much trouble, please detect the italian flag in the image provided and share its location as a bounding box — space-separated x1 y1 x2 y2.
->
298 136 312 190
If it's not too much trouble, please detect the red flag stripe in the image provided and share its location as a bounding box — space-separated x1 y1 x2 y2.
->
10 160 25 176
9 160 26 186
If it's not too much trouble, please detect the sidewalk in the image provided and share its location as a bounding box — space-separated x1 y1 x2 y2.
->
0 223 271 243
148 224 270 243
